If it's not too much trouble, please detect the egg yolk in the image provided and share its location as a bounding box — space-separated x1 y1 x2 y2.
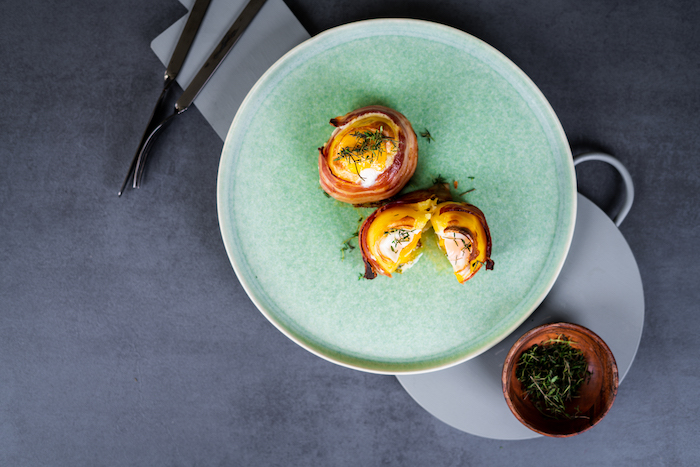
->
327 115 399 186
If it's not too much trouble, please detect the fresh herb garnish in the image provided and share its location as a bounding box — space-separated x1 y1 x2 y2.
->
432 174 447 185
333 126 398 179
459 238 472 251
340 232 359 260
516 335 591 419
459 176 476 196
340 239 355 260
340 217 364 261
420 128 434 143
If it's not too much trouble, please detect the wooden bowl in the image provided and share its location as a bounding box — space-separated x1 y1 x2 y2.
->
502 322 618 437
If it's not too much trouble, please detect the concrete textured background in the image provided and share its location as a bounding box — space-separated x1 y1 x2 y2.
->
1 0 699 465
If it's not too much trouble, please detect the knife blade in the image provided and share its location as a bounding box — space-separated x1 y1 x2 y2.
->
175 0 268 112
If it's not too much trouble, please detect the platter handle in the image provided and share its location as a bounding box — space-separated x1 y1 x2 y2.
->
573 152 634 227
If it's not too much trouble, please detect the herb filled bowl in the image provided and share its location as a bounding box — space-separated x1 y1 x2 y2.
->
501 322 618 437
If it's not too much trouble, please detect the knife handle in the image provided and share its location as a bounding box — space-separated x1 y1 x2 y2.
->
165 0 212 82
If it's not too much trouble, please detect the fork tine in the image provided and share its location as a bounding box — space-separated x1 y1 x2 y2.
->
118 82 173 196
132 111 179 188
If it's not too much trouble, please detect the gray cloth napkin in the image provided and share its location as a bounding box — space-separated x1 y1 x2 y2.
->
151 0 310 140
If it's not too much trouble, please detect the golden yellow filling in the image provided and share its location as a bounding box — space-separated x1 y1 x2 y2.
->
366 197 437 275
327 114 399 186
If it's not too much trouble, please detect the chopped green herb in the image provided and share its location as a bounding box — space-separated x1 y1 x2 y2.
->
448 232 467 248
340 241 354 260
432 174 447 185
459 238 472 251
420 128 434 143
340 231 359 260
515 335 591 419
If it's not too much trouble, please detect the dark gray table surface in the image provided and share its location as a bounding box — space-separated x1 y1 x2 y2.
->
2 0 699 465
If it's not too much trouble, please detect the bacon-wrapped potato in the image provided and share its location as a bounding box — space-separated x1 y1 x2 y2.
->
319 105 418 204
359 191 440 279
430 202 494 283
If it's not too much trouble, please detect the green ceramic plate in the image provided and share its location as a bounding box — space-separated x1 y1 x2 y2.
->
217 19 576 374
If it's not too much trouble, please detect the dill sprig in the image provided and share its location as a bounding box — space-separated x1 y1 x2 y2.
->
432 174 447 185
420 128 434 143
340 217 364 260
459 176 476 196
340 232 358 260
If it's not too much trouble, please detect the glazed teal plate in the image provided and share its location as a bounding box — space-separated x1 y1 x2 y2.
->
217 19 576 374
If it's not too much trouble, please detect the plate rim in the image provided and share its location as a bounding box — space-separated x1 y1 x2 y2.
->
217 18 577 374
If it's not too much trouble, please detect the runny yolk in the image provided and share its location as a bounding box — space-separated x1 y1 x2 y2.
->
328 115 399 186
